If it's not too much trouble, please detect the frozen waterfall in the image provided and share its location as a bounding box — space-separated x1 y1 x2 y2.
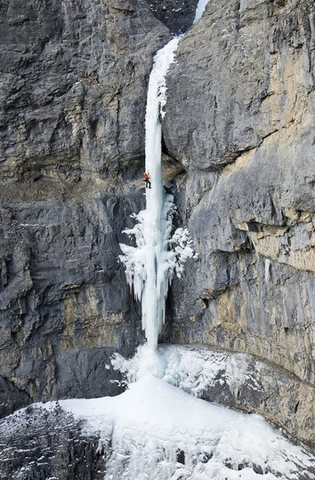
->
120 36 195 351
193 0 209 23
119 2 211 351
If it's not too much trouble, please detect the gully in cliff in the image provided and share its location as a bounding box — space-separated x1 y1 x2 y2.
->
120 1 212 353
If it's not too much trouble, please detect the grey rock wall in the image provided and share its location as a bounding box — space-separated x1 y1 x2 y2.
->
0 0 314 455
0 0 173 414
146 0 199 33
162 0 315 443
0 405 106 479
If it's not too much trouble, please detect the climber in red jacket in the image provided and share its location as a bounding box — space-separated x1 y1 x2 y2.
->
143 171 151 189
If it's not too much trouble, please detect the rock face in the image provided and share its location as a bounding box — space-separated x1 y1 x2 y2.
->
0 0 314 458
0 0 174 414
162 0 315 443
0 405 106 479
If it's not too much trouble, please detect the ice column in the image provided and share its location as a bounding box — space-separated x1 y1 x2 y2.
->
141 37 181 350
119 37 180 351
120 2 209 351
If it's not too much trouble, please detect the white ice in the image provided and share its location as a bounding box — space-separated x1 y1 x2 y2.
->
55 369 314 480
193 0 209 23
119 36 197 351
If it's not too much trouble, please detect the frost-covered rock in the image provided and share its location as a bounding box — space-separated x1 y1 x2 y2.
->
112 344 315 445
0 404 106 480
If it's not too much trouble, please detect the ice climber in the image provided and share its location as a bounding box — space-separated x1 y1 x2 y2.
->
144 171 151 189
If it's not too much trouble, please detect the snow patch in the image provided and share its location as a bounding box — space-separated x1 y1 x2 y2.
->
58 375 314 480
193 0 209 23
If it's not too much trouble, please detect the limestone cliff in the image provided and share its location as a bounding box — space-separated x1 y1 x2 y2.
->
0 0 314 456
163 0 315 444
0 0 172 414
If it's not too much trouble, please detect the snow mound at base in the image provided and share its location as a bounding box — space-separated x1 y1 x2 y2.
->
59 374 314 480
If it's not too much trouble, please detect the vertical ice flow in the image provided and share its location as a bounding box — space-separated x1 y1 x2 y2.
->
142 37 180 350
193 0 209 23
120 2 209 351
119 37 183 351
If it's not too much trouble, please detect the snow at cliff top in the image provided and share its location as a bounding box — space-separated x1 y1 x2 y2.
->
194 0 209 23
57 370 314 480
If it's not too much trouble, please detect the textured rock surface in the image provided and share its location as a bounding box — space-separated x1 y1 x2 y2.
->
146 0 199 33
162 0 315 442
0 0 314 458
0 0 173 414
0 405 106 479
0 376 31 418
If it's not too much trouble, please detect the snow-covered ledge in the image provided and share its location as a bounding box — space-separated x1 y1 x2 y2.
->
112 344 315 446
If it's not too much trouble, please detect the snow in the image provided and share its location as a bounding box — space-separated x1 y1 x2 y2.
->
111 344 262 398
193 0 209 23
19 223 41 227
57 372 314 480
49 345 315 479
2 345 313 479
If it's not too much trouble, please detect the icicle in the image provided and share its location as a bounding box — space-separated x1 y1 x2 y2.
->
264 258 271 283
